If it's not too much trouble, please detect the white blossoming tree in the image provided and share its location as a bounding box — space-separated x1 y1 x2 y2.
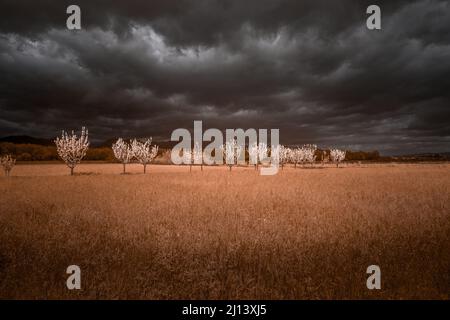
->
131 138 159 174
330 148 346 167
192 142 203 171
257 142 268 167
222 138 242 171
182 148 193 172
0 154 16 177
290 147 303 168
112 138 133 174
280 145 292 169
302 144 317 167
55 127 89 175
182 142 203 172
248 142 259 170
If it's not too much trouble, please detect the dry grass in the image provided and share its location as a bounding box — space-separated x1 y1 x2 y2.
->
0 163 449 299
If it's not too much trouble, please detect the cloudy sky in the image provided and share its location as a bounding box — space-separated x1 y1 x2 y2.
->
0 0 449 154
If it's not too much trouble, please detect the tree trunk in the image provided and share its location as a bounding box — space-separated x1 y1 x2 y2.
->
201 164 203 171
144 164 147 174
189 164 192 172
70 167 74 176
229 165 232 171
123 163 126 174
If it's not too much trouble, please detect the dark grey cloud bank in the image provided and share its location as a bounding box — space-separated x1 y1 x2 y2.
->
0 0 449 154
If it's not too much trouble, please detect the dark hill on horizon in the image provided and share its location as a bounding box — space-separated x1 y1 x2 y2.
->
0 135 54 146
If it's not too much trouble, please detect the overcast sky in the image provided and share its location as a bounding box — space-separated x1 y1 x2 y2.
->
0 0 449 154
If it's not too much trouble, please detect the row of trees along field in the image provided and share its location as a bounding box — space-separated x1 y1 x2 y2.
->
1 127 384 176
0 143 381 163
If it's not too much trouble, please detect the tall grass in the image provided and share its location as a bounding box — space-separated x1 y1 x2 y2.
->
0 164 448 299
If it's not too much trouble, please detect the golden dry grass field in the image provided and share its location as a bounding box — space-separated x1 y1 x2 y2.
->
0 163 449 299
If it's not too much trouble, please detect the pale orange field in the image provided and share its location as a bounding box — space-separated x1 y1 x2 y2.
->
0 163 449 299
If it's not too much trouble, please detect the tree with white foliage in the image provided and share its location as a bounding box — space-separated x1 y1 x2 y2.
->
302 144 317 167
286 147 294 168
112 138 133 174
273 145 290 170
257 142 268 167
55 127 89 175
330 148 346 167
248 142 259 170
182 142 203 172
283 146 293 169
0 154 16 177
290 147 303 168
182 148 193 172
131 138 159 174
192 142 203 171
222 138 242 171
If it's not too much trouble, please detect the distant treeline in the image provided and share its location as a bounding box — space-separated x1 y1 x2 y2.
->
0 142 115 161
344 150 381 161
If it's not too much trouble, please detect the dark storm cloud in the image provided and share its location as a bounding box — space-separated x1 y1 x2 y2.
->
0 0 449 154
